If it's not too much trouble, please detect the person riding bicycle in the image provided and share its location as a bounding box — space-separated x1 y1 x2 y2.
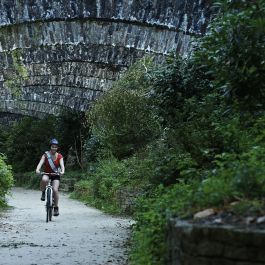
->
36 138 65 216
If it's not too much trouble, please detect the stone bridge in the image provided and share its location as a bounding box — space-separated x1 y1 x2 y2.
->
0 0 212 122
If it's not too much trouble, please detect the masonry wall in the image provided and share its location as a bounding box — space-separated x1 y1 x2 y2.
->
168 219 265 265
0 0 212 118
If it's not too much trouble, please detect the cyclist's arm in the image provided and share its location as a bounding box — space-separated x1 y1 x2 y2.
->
59 157 65 175
36 155 45 174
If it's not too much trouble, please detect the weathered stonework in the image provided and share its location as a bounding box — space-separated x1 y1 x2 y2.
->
0 0 213 119
168 219 265 265
0 112 23 125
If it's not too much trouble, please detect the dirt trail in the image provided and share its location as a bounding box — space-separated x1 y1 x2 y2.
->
0 188 132 265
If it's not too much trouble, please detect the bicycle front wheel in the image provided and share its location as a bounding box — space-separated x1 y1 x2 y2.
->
46 206 49 223
49 207 53 221
46 189 52 222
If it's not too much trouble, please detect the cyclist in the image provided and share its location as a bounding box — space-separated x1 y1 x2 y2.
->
36 138 65 216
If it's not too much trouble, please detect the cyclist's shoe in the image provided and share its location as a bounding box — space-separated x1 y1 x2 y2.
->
54 207 59 216
41 191 45 201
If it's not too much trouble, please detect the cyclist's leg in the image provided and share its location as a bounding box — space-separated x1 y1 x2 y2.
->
52 179 60 207
40 174 49 201
40 174 49 191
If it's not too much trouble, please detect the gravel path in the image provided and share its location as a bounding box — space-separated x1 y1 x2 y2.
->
0 188 132 265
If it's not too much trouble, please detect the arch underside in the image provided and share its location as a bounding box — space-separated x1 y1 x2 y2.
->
0 0 212 119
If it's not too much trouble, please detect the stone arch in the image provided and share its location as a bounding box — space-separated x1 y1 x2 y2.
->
0 0 212 120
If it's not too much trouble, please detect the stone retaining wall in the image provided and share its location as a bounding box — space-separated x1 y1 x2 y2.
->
168 219 265 265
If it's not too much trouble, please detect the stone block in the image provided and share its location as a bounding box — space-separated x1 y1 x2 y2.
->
168 219 265 265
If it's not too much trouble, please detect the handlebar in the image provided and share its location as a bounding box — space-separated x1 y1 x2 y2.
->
37 172 62 176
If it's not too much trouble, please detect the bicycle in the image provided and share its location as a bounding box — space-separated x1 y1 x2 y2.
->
39 172 57 222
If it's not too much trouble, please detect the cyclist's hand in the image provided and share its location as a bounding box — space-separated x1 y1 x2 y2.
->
36 170 41 174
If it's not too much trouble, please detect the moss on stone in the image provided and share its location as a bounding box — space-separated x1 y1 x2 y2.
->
3 49 29 98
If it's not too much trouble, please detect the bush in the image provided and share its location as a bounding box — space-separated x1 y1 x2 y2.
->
55 109 89 169
148 55 212 126
4 116 56 172
90 88 159 159
0 125 8 152
131 183 196 265
72 158 130 213
195 0 265 107
88 57 160 159
130 143 265 264
72 155 154 214
112 57 153 93
14 171 39 189
193 145 265 208
142 139 198 186
2 110 90 173
0 155 13 206
83 136 102 163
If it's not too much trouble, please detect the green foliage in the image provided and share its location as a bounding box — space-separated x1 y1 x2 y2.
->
141 139 198 186
72 158 128 213
72 180 94 202
76 40 265 264
148 55 212 125
14 171 39 189
217 147 265 198
230 199 264 216
195 0 265 107
123 154 155 184
62 169 87 180
11 49 28 80
0 155 13 206
4 116 56 172
0 125 8 152
131 145 265 264
90 88 159 159
130 147 265 264
2 109 89 172
72 156 152 214
56 109 89 169
112 57 154 93
89 57 159 159
83 136 102 163
76 14 265 261
2 3 263 262
131 183 195 265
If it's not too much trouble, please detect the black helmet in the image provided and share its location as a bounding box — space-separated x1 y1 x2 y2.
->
50 138 59 145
